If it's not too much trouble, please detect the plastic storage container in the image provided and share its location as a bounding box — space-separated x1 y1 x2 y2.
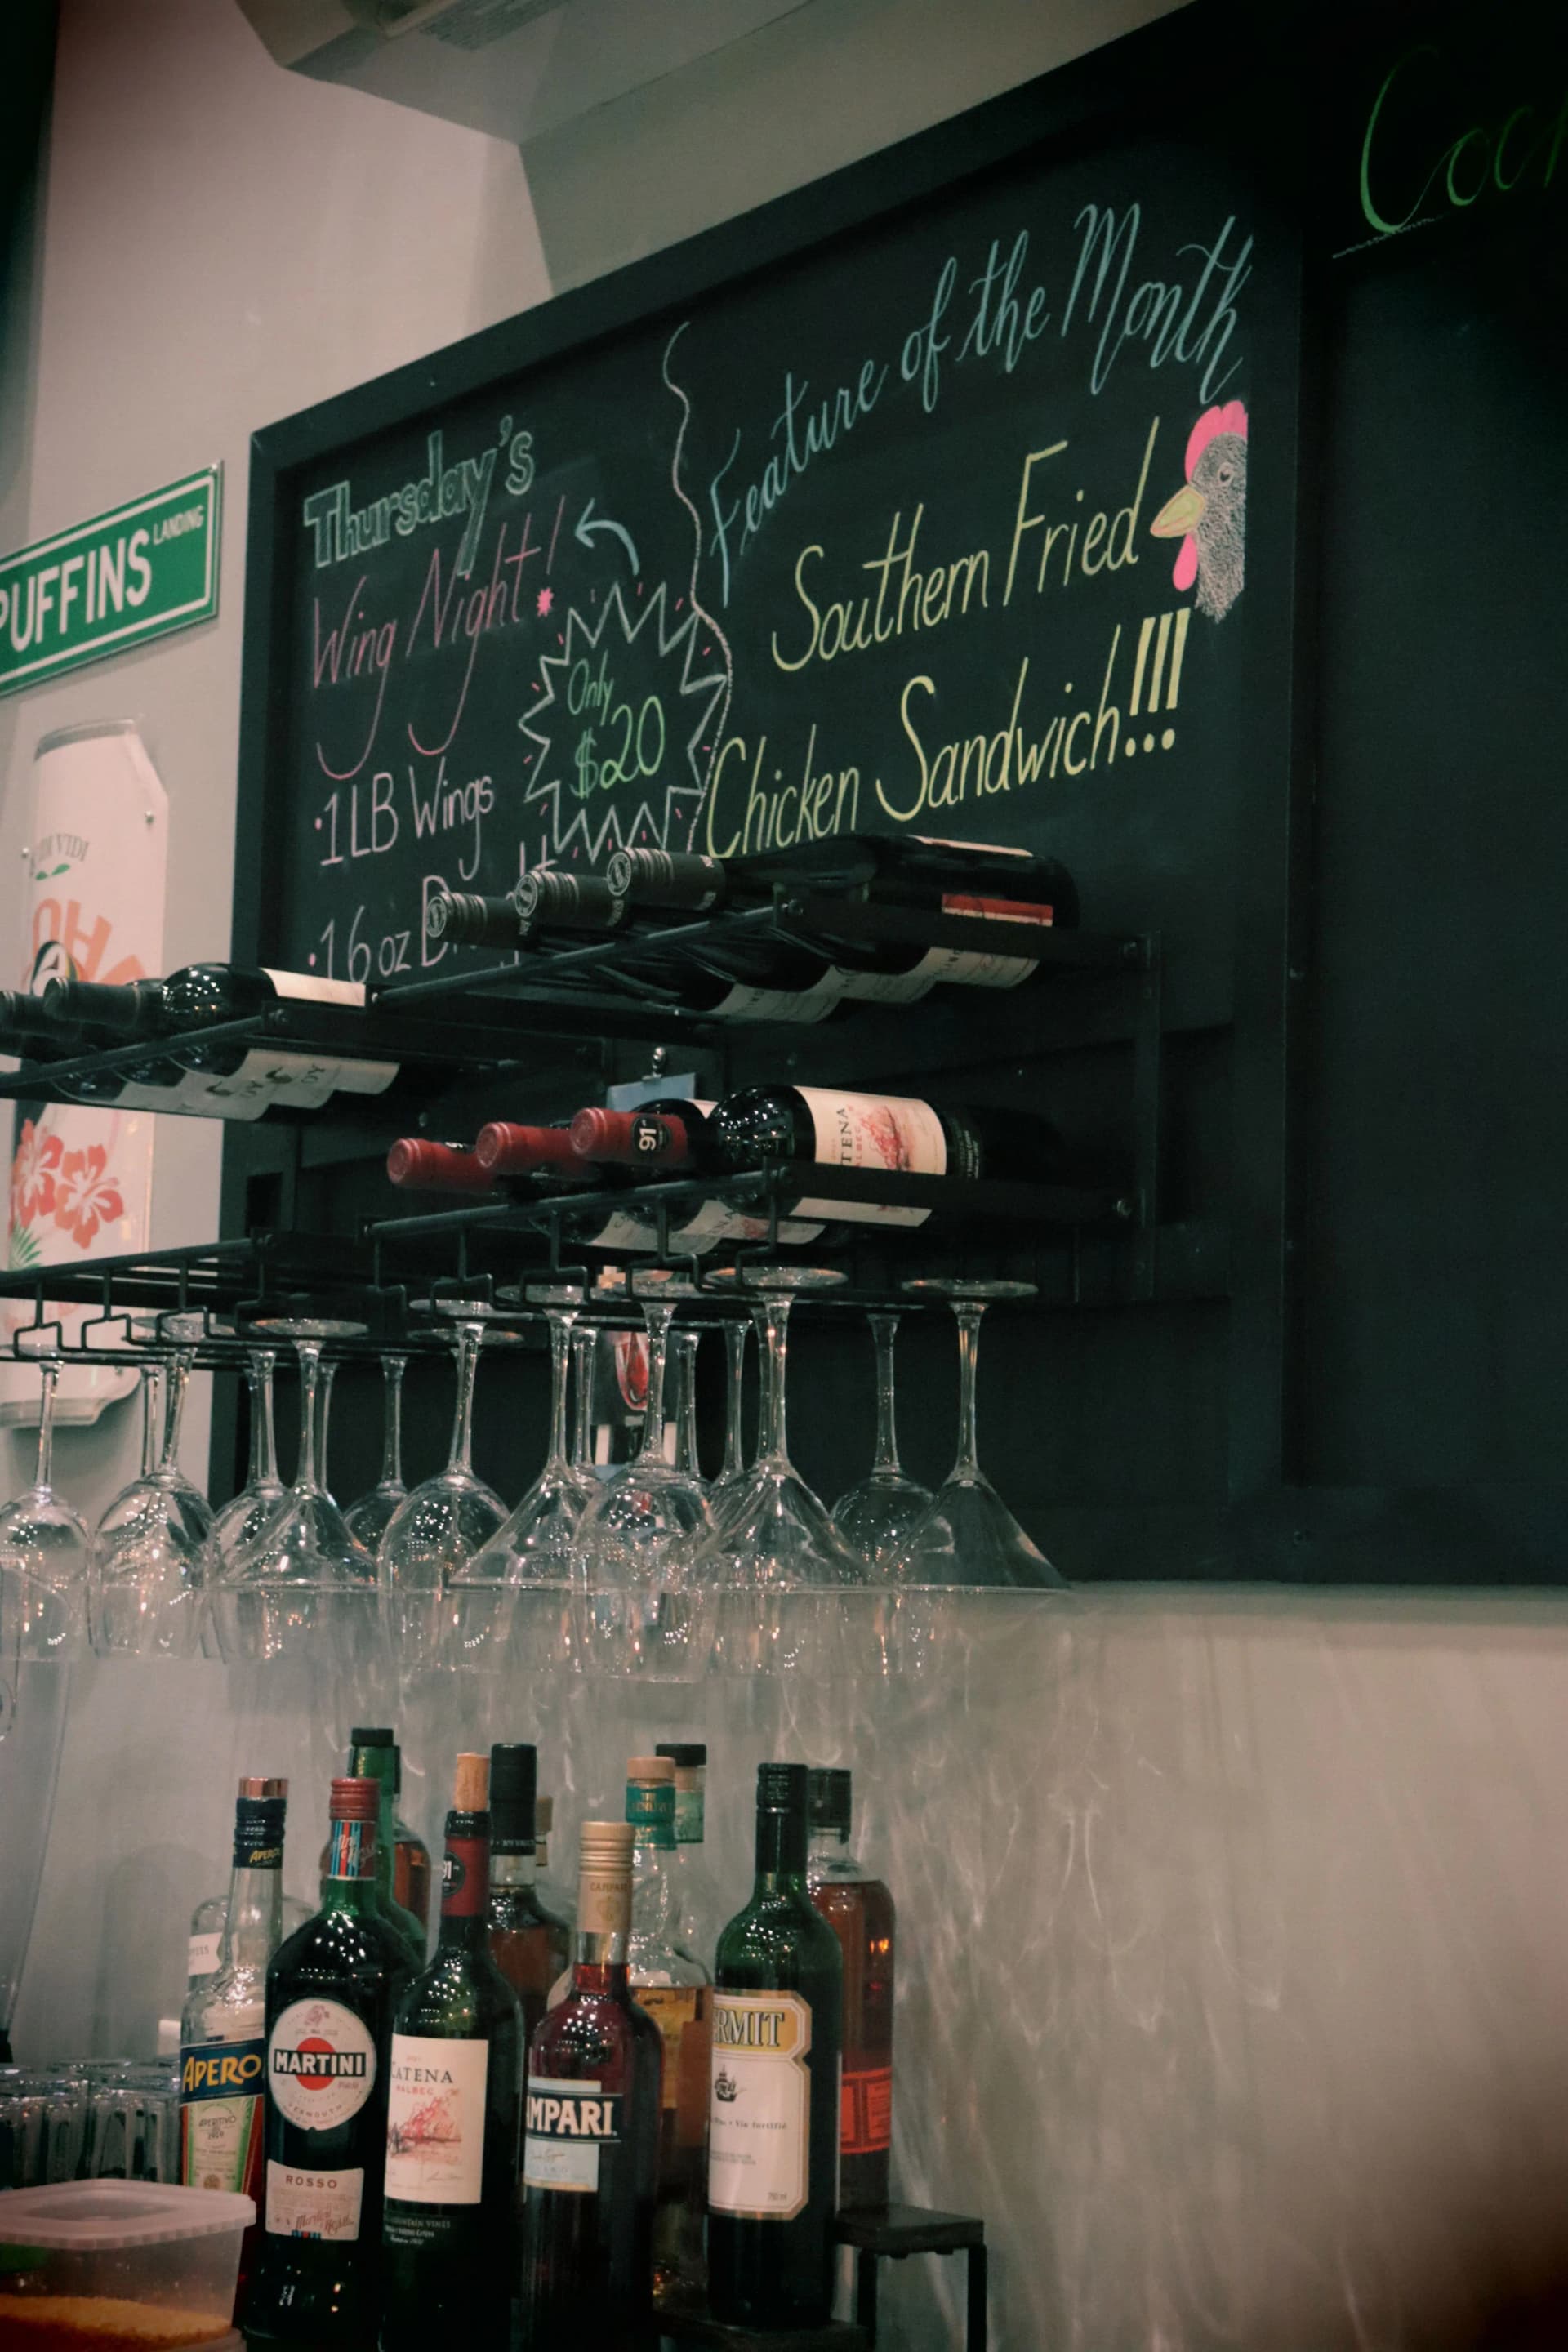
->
0 2178 252 2350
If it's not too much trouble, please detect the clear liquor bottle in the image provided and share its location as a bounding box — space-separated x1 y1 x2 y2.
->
653 1744 724 1968
534 1795 576 1927
806 1766 895 2212
625 1759 710 2310
519 1821 662 2351
180 1777 288 2241
487 1742 571 2049
187 1889 310 2000
381 1755 523 2352
707 1762 843 2329
246 1778 416 2345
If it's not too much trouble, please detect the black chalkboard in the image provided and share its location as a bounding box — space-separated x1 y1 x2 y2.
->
244 20 1298 1004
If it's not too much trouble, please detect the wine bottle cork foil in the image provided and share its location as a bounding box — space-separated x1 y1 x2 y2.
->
577 1819 635 1935
453 1751 489 1811
626 1755 675 1783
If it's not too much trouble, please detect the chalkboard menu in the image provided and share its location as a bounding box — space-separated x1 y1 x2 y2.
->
243 26 1297 997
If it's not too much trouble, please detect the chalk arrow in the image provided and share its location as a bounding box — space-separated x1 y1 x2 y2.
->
574 497 639 577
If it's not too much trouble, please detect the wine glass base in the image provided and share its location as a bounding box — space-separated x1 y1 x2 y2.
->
895 1473 1068 1589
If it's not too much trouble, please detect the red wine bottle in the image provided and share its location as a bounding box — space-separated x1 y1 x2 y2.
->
707 1084 1069 1231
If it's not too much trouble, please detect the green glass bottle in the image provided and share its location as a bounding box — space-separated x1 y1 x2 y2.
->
380 1754 524 2352
707 1762 843 2328
347 1731 428 1971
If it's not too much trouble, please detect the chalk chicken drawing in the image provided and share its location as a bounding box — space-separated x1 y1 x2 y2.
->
1150 400 1248 621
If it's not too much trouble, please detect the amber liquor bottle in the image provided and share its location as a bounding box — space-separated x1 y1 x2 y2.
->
806 1767 895 2211
486 1741 571 2049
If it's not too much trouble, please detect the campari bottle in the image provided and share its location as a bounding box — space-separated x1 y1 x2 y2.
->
246 1777 415 2345
707 1762 843 2329
519 1820 662 2351
381 1754 523 2352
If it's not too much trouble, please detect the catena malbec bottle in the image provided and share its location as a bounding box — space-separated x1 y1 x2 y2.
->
180 1776 288 2241
707 1762 843 2328
708 1084 1071 1232
247 1777 414 2345
519 1820 662 2352
487 1741 572 2049
381 1753 524 2352
806 1767 895 2212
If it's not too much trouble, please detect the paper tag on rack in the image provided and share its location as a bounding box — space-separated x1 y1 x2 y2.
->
1 722 167 1425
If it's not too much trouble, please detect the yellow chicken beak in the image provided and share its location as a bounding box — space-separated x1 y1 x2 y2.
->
1150 483 1206 538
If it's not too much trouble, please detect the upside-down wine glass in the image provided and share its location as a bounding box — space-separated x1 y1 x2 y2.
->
706 1318 751 1530
892 1279 1067 1588
696 1267 866 1677
453 1290 592 1671
91 1324 216 1659
573 1276 714 1681
210 1349 284 1561
670 1327 706 1487
570 1325 599 1484
210 1320 381 1668
343 1354 409 1552
0 1358 90 1680
831 1312 933 1573
378 1303 508 1670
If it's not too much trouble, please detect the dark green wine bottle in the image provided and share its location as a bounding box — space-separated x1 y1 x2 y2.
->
380 1754 524 2352
706 1762 843 2328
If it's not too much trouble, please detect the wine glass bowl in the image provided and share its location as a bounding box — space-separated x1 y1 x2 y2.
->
0 1358 90 1672
210 1318 381 1670
91 1321 216 1659
209 1348 286 1561
891 1278 1068 1591
377 1302 510 1671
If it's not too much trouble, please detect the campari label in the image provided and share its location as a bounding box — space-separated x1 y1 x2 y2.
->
523 2077 623 2195
269 1999 377 2132
708 1990 813 2221
385 2034 488 2206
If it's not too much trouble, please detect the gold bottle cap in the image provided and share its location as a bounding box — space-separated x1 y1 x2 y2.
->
238 1776 287 1799
626 1755 675 1783
577 1820 634 1936
453 1752 489 1811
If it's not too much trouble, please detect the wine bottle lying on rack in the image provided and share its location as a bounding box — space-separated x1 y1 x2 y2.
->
6 986 241 1114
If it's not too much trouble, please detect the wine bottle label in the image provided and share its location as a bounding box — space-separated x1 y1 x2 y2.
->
180 2030 266 2199
261 969 369 1008
633 1986 702 2113
269 1998 377 2131
840 2064 893 2156
265 2158 364 2241
895 943 1036 990
440 1836 488 1919
523 2076 622 2194
384 2035 488 2205
914 834 1032 858
833 963 939 1005
708 1990 813 2221
791 1086 946 1229
186 1931 221 1982
672 1199 825 1250
710 973 844 1023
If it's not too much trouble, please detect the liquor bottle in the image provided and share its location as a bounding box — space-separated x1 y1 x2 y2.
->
625 1758 710 2310
534 1796 575 1927
247 1777 415 2345
707 1083 1071 1231
381 1755 524 2352
188 1887 311 1998
316 1731 428 1969
180 1778 288 2217
806 1768 895 2212
707 1761 843 2329
46 963 403 1116
519 1820 662 2351
653 1744 723 1965
487 1742 572 2048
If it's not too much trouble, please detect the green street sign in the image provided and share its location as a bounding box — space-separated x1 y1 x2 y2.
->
0 466 221 697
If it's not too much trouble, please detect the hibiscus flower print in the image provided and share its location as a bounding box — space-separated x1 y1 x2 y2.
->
51 1143 126 1250
11 1117 63 1226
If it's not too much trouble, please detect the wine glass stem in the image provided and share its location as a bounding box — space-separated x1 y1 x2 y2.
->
754 1294 792 1469
545 1315 573 1469
161 1351 193 1474
316 1363 336 1494
636 1303 673 1463
571 1330 595 1472
294 1340 322 1491
721 1321 747 1479
675 1337 701 1479
247 1354 278 1486
953 1303 986 1479
140 1365 163 1478
381 1356 407 1486
34 1361 58 1492
447 1325 482 1476
869 1312 903 1476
